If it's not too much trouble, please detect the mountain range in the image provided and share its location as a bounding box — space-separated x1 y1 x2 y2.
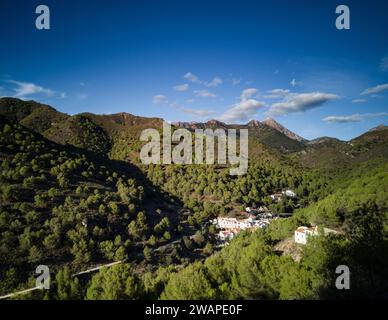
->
1 97 387 168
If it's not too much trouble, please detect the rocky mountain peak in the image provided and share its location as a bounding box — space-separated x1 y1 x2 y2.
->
262 117 306 142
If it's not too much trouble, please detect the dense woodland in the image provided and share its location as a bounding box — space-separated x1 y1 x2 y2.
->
0 97 387 299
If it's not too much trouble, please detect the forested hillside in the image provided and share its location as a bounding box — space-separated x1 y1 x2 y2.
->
158 160 388 299
0 115 215 297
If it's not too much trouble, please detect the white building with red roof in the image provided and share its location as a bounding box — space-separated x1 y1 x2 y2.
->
294 226 319 244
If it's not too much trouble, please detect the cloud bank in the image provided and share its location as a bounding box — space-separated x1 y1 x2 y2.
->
361 83 388 95
218 88 265 123
8 80 55 98
323 112 388 123
194 89 216 98
173 84 189 92
152 94 168 104
380 55 388 72
184 72 223 87
267 92 338 116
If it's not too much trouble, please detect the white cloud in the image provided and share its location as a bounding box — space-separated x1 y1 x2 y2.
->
218 88 265 123
218 99 265 123
169 102 216 118
323 114 362 123
77 93 88 100
380 55 388 72
207 77 223 87
264 89 290 99
351 98 366 103
184 72 223 87
185 99 195 103
323 112 388 123
267 92 338 116
60 92 67 99
184 72 201 84
152 94 168 104
290 78 301 87
240 88 258 101
232 78 241 85
8 80 54 98
361 83 388 95
181 108 217 117
173 84 189 92
194 89 216 98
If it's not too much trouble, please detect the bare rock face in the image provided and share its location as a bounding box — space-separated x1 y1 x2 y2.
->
262 117 306 142
206 119 226 127
172 121 203 129
246 119 264 128
368 124 388 132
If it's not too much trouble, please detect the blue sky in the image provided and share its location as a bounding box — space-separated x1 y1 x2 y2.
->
0 0 387 140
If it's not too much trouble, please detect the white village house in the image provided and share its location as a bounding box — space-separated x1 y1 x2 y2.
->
245 206 269 213
270 193 283 202
216 217 254 230
294 226 319 244
282 189 297 198
270 189 297 202
253 220 271 228
218 229 239 242
257 206 269 213
294 225 340 245
215 215 273 243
